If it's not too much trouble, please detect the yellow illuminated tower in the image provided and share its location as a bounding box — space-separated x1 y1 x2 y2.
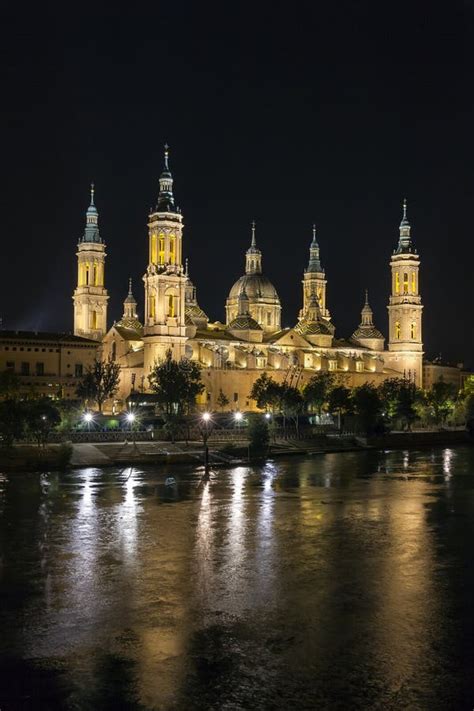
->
73 184 108 340
300 225 330 320
143 146 187 372
386 200 423 385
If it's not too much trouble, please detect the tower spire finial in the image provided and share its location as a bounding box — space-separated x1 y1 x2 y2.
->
312 223 317 242
164 143 169 170
128 277 133 296
365 288 369 305
185 257 189 277
251 220 256 247
90 182 95 206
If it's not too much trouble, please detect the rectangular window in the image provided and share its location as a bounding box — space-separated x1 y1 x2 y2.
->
36 362 44 375
6 361 14 371
233 392 238 402
21 362 29 375
395 272 400 294
411 272 416 293
75 364 83 377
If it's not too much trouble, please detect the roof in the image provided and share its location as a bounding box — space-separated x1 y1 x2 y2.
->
351 326 384 341
295 318 332 337
0 330 98 346
228 315 262 331
113 324 143 341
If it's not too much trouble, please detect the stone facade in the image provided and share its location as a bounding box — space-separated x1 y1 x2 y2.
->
99 149 426 411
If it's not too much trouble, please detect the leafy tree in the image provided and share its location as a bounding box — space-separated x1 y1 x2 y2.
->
247 414 270 454
466 394 474 437
249 373 278 411
0 371 20 399
216 388 230 411
148 349 204 416
280 385 304 435
0 399 25 447
303 372 335 416
462 375 474 399
378 378 407 421
24 398 61 447
426 380 457 425
396 383 419 431
328 385 353 432
76 357 121 412
352 383 383 435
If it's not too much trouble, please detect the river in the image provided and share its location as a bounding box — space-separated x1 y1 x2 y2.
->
1 447 474 710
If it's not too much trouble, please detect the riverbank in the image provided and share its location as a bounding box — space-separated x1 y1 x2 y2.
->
0 430 472 471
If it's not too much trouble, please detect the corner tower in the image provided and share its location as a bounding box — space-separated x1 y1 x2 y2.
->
386 200 423 385
73 184 108 340
143 146 187 372
300 225 330 320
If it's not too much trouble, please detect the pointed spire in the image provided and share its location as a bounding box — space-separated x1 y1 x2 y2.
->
155 143 176 212
307 224 323 272
81 183 101 243
251 220 256 248
361 289 373 325
245 221 262 274
396 197 413 253
185 257 189 278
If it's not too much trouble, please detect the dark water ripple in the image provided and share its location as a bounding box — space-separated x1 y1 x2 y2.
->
1 447 474 710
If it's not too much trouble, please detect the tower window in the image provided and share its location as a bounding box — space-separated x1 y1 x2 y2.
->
410 322 417 339
169 234 176 263
151 233 158 264
411 272 416 293
148 295 155 319
158 233 165 264
85 264 90 286
90 311 98 330
403 273 409 294
395 272 400 294
168 294 176 318
395 321 401 339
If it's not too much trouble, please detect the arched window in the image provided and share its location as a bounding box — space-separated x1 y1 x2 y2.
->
93 263 98 286
403 273 409 294
158 233 165 264
85 264 90 286
150 233 158 264
411 272 416 293
148 295 155 319
395 272 400 294
410 322 416 339
395 321 401 339
168 294 175 318
169 234 176 263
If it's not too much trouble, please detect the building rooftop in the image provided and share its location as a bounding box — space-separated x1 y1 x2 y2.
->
0 330 98 345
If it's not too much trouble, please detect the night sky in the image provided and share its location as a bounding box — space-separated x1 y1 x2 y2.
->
2 1 473 366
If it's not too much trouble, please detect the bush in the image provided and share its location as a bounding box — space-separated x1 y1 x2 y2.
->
57 442 73 469
247 414 270 454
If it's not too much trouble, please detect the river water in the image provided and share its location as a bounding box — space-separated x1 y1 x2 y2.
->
1 447 474 710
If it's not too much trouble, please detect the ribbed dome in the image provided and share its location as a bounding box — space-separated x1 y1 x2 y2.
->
228 274 280 301
295 318 333 336
228 314 262 331
351 326 384 340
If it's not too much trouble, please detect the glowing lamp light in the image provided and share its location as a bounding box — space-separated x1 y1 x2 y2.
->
202 412 211 422
126 412 136 423
265 413 271 420
83 412 93 423
234 411 243 422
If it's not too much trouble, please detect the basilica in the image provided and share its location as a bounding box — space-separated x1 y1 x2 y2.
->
72 148 424 411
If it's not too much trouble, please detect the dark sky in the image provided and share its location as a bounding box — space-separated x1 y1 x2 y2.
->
2 0 474 365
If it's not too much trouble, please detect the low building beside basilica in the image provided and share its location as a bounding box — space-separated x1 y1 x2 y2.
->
68 147 425 412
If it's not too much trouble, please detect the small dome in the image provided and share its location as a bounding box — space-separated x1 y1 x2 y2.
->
228 315 262 331
115 316 143 333
351 326 384 340
295 318 333 336
228 274 280 301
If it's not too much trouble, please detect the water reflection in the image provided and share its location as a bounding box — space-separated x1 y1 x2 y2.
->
1 447 474 710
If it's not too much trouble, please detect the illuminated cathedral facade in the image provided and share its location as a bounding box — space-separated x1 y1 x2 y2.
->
73 148 423 411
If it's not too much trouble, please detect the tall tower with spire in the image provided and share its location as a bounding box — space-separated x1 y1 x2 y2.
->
73 184 108 340
143 146 187 371
386 200 423 385
300 225 330 320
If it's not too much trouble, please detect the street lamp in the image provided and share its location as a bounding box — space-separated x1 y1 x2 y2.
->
234 411 243 423
199 412 214 475
83 412 93 424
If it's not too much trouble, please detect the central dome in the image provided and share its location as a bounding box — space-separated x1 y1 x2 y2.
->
225 225 281 333
228 274 279 301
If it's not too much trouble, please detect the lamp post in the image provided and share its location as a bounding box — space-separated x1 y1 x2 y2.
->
199 412 213 476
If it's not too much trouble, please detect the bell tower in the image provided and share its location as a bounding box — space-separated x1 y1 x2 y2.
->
73 184 108 341
300 225 330 320
386 200 423 385
143 146 187 373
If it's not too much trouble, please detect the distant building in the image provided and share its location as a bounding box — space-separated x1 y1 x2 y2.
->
0 331 98 398
423 359 472 392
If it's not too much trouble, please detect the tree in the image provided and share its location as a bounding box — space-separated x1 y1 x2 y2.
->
303 372 335 417
247 414 270 454
352 383 383 435
0 399 25 447
378 378 407 421
466 394 474 437
0 371 20 400
328 385 353 432
24 398 61 447
249 373 280 412
396 383 419 431
76 357 121 412
148 349 204 416
279 385 304 436
216 388 230 411
426 380 457 426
